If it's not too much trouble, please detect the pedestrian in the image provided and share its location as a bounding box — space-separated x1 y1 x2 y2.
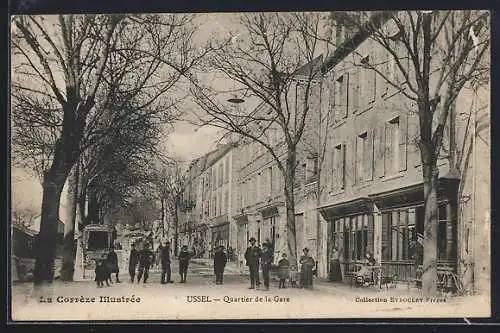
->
178 245 191 283
106 246 120 283
329 246 342 282
213 245 227 285
299 248 315 289
158 241 174 284
137 242 155 284
261 241 274 291
128 243 139 283
95 260 109 288
278 253 290 289
244 237 262 289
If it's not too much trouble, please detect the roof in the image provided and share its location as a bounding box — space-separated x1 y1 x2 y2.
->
294 55 324 77
322 11 395 74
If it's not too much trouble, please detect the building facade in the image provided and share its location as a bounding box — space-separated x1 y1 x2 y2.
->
316 12 490 296
178 144 236 258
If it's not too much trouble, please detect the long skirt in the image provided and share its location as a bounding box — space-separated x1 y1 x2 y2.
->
300 267 314 289
329 260 342 282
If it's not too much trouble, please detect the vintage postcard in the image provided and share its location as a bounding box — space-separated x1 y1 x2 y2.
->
10 10 491 321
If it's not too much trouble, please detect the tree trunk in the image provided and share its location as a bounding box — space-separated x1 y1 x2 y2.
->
34 171 65 285
88 189 99 224
421 160 439 296
60 164 79 281
161 198 165 238
284 151 298 267
174 201 179 256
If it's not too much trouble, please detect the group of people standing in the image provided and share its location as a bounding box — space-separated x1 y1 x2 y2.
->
127 241 193 284
244 237 316 290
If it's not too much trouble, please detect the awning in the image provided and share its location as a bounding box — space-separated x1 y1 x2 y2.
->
319 197 372 220
368 177 459 210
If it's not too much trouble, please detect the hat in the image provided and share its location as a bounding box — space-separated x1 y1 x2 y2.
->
249 237 256 242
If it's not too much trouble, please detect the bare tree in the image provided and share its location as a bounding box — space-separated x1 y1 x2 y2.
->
149 159 186 256
11 14 205 284
190 13 330 265
326 10 489 295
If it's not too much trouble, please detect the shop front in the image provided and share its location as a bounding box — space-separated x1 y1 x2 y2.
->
322 178 459 284
210 215 230 254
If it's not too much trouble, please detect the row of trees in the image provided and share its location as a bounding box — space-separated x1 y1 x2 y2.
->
189 11 489 296
11 11 489 296
11 14 202 284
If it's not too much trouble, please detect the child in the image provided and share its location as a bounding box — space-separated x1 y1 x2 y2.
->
95 260 110 288
289 265 299 288
278 253 290 289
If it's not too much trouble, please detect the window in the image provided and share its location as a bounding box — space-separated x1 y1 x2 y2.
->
268 167 273 197
356 132 367 182
385 117 400 175
224 157 230 182
224 189 229 214
334 75 348 121
331 143 346 191
219 163 224 187
256 173 262 202
305 155 318 183
336 214 372 262
360 55 376 104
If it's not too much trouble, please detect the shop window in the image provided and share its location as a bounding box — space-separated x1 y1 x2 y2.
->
336 214 372 262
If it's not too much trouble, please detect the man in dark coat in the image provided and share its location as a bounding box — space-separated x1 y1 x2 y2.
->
106 247 120 283
244 237 262 289
128 243 139 283
178 245 191 283
261 241 274 290
213 245 228 285
158 241 174 284
137 242 155 283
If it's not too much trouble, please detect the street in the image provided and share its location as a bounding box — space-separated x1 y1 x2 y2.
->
11 261 489 320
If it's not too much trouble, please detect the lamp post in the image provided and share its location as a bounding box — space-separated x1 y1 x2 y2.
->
227 93 245 263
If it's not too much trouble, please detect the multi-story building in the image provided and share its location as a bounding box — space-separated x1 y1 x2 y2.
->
178 143 236 258
232 58 323 266
316 11 490 296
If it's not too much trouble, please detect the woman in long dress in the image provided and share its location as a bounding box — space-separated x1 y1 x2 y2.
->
329 246 343 282
299 248 315 289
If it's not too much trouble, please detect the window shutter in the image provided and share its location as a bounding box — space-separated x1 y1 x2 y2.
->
374 124 385 178
331 149 337 191
399 114 408 171
378 49 388 97
347 136 356 186
341 143 346 189
354 135 358 184
351 69 360 114
343 73 349 119
385 123 393 175
366 129 374 181
329 78 336 122
370 68 377 103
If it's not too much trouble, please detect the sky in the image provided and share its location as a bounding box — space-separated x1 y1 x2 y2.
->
10 13 252 217
11 13 332 218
